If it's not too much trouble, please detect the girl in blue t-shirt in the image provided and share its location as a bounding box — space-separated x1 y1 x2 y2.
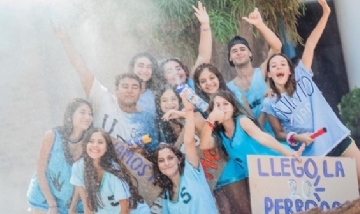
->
193 63 252 214
201 90 303 190
129 52 162 116
71 128 150 214
262 0 360 186
27 98 93 214
151 92 218 214
159 2 212 90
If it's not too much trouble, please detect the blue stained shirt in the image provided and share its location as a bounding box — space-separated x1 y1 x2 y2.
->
161 159 218 214
219 116 291 177
27 129 83 214
227 68 275 136
89 78 159 152
261 61 350 156
71 159 150 214
137 89 156 117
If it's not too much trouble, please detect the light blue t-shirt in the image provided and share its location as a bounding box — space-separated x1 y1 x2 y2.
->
162 159 218 214
71 159 150 214
27 129 83 214
219 116 291 177
227 68 275 136
261 61 350 156
137 89 156 117
89 78 159 152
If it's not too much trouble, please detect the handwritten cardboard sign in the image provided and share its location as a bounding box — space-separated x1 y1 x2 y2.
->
111 138 161 207
247 156 359 214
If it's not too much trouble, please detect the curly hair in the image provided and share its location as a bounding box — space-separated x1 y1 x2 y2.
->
129 52 163 91
56 98 93 165
193 63 231 103
208 90 261 147
159 58 190 83
154 84 184 144
151 144 185 199
266 53 296 100
82 128 144 212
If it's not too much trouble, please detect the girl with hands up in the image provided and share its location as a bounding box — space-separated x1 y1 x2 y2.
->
201 91 303 213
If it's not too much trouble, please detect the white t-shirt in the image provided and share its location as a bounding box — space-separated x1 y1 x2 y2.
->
89 79 158 152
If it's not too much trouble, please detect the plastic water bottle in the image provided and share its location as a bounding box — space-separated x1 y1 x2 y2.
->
168 66 209 112
125 134 152 147
176 84 209 112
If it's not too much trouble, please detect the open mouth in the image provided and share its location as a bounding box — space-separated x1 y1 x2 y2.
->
276 72 285 78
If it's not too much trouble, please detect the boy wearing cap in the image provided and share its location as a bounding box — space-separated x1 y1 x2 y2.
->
226 8 282 135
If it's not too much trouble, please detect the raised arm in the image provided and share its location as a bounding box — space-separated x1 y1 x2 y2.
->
54 26 94 96
200 105 224 150
190 1 212 78
181 93 200 169
302 0 331 70
240 117 304 159
243 8 282 77
36 130 58 213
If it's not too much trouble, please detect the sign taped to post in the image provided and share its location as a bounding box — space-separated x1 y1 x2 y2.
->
248 156 359 214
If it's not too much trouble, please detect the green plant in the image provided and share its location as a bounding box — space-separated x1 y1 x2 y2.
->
338 88 360 139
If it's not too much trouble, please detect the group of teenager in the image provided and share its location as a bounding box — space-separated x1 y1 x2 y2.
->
26 0 360 213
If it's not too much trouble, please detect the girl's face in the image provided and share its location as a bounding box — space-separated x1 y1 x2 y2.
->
86 132 107 161
133 57 153 82
160 89 180 113
198 68 220 95
163 61 187 85
267 55 291 86
213 96 234 123
157 148 180 178
72 104 93 131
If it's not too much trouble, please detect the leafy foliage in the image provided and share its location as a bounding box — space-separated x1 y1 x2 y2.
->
152 0 304 64
338 88 360 139
69 0 304 65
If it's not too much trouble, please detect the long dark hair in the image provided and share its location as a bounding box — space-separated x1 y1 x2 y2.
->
82 128 143 212
56 98 93 165
208 90 260 134
155 84 183 144
193 63 231 103
159 58 190 83
151 144 185 198
266 53 296 99
129 51 163 91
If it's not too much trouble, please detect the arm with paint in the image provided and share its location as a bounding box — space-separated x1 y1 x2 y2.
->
191 1 212 78
36 131 58 214
302 0 330 71
242 8 282 76
54 26 94 96
162 110 205 133
240 117 304 159
181 92 200 168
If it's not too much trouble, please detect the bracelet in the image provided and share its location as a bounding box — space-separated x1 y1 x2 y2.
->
200 26 211 31
286 132 298 146
205 119 215 130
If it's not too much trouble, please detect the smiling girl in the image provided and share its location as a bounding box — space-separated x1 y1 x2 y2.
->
261 0 360 187
151 92 218 214
193 63 251 214
27 98 93 214
71 128 150 214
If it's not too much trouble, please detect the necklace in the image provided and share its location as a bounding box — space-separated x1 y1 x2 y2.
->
65 132 85 144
